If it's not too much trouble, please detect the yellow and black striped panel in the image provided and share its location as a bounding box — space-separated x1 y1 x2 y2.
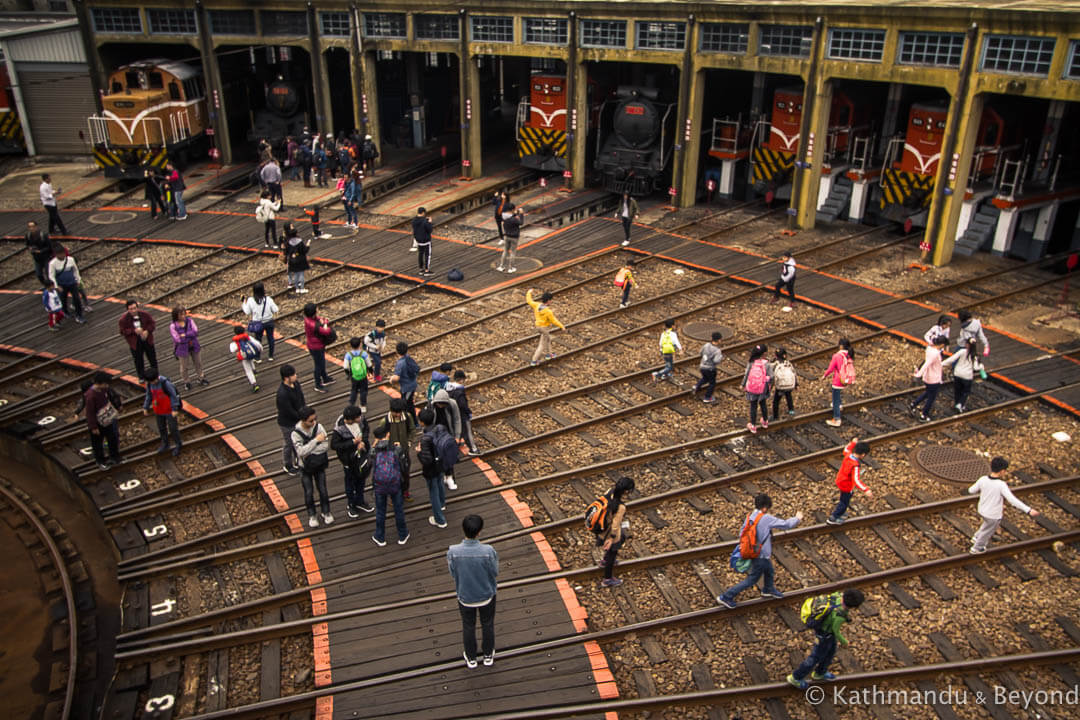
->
0 110 24 150
751 146 795 185
94 146 170 174
517 126 567 160
879 168 935 209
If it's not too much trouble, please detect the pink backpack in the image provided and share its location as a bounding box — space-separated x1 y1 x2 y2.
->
745 359 769 394
838 352 856 385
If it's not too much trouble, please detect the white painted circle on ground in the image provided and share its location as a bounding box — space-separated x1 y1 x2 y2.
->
89 211 137 224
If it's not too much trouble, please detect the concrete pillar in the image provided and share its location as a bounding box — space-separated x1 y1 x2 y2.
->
464 54 483 178
360 49 381 167
878 83 903 158
73 0 105 113
750 71 766 119
816 170 835 211
671 17 696 208
1032 100 1065 186
793 77 833 228
848 179 870 222
932 93 985 265
992 206 1021 255
677 67 706 208
719 159 737 197
307 3 332 136
569 57 587 189
195 0 231 164
348 4 364 134
1031 202 1059 257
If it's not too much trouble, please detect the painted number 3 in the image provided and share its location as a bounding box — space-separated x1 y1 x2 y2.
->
144 694 175 712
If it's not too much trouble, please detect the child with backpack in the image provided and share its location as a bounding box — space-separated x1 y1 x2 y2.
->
717 493 802 608
418 408 449 528
743 344 773 433
772 250 796 309
827 438 872 525
370 423 409 546
787 588 865 688
305 206 327 240
693 331 724 404
821 338 855 427
771 347 797 419
342 337 373 413
282 224 311 293
910 334 947 421
142 367 182 456
42 285 64 330
651 318 683 382
942 337 985 413
956 309 990 357
331 404 372 516
586 476 635 587
229 325 263 392
615 263 635 309
364 319 387 381
426 362 453 405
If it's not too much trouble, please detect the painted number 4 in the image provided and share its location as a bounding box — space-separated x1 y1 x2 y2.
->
144 694 175 713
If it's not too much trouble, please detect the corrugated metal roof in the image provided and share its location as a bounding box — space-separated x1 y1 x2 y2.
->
0 17 79 39
4 27 84 64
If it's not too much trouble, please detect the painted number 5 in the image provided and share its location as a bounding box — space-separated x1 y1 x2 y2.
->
142 524 168 538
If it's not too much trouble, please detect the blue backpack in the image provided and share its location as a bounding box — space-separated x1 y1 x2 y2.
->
238 338 259 360
371 448 402 495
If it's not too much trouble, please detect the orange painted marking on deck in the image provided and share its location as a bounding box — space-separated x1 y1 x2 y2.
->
260 478 289 512
310 587 328 616
284 513 304 534
315 695 333 720
312 620 332 686
583 640 620 700
297 537 324 585
531 531 562 572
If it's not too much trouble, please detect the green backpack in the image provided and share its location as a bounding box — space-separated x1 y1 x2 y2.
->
349 352 369 381
800 591 842 630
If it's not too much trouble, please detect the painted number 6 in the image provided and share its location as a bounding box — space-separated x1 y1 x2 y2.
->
118 479 141 491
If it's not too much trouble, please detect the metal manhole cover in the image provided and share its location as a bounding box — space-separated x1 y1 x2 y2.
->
683 322 734 342
90 211 137 224
911 445 990 484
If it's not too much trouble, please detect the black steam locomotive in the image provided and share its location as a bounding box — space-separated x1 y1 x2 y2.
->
594 86 676 196
250 76 307 146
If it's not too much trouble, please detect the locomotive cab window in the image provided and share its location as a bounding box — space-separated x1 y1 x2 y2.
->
169 82 181 101
981 122 1000 145
149 73 164 90
125 71 140 89
111 81 122 93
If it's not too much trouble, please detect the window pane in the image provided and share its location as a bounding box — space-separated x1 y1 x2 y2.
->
524 18 568 45
209 10 255 35
261 11 308 36
471 16 513 43
827 28 885 61
897 31 964 67
91 7 141 34
320 11 350 37
581 19 626 48
759 25 812 57
363 13 406 38
148 9 196 35
416 14 459 40
1068 40 1080 79
700 23 749 54
981 35 1055 76
636 21 685 51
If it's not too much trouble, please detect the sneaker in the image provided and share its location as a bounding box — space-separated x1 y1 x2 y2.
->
546 354 556 360
374 375 383 382
495 266 504 272
788 410 796 416
322 513 334 525
507 267 516 274
651 371 659 381
298 288 309 294
600 577 623 587
314 385 327 393
969 546 986 554
787 674 809 690
96 461 110 471
445 476 457 490
717 596 736 609
429 516 448 528
908 403 920 417
955 404 964 412
199 378 210 386
372 536 386 547
497 239 504 246
185 382 193 391
404 492 412 501
826 516 844 525
482 651 495 667
171 446 181 457
919 413 931 422
619 303 627 309
702 397 716 404
324 377 336 385
747 422 757 434
347 506 359 519
397 533 410 545
157 442 169 454
74 316 86 324
409 246 418 252
177 215 188 220
825 418 842 427
812 672 838 681
530 360 539 367
761 589 784 599
358 502 374 513
760 419 769 429
463 652 478 669
268 356 275 362
254 358 263 365
621 240 630 246
309 515 319 528
283 465 299 476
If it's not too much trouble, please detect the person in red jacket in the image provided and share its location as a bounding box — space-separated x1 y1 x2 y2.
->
302 302 335 392
826 438 871 524
118 299 157 380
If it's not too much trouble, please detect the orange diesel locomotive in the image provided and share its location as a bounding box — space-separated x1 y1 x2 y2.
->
751 86 863 201
87 59 208 178
516 72 569 172
879 102 1005 228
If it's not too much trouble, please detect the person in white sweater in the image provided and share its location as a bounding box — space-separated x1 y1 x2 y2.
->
942 338 985 412
968 457 1039 554
292 405 333 528
47 247 85 322
242 282 279 362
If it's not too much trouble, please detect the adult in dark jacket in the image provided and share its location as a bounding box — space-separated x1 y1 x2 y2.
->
144 169 166 219
362 135 378 175
331 405 372 516
83 371 123 470
491 191 511 241
496 208 522 273
447 369 479 455
284 224 311 293
412 207 433 275
417 408 447 528
118 300 157 380
25 220 52 286
276 364 306 474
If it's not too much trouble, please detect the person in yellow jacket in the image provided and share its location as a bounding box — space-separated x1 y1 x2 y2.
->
652 318 683 381
526 289 567 366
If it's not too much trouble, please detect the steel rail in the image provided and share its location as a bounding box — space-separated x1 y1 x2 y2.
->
116 473 1078 646
119 529 1080 711
113 378 1080 580
0 481 78 720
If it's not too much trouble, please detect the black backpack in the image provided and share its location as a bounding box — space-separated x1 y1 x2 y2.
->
431 424 459 472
